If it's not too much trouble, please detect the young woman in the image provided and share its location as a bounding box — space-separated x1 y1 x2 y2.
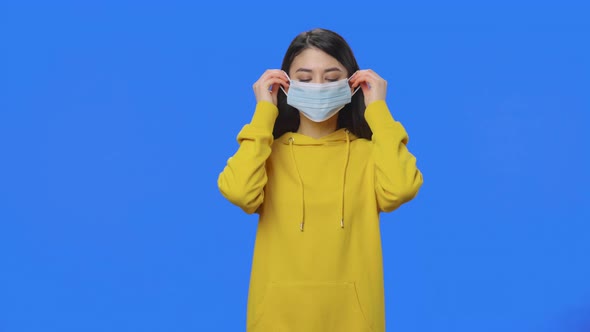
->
218 28 423 332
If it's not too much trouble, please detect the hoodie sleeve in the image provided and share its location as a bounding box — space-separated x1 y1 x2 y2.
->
364 100 423 213
217 101 278 214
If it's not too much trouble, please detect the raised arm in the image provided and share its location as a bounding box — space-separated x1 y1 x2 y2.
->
217 101 278 214
365 100 423 212
349 69 423 212
217 69 289 214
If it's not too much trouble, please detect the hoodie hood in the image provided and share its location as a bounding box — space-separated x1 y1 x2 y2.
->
279 127 358 146
281 128 356 231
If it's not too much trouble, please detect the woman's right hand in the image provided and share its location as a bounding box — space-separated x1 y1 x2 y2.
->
252 69 290 106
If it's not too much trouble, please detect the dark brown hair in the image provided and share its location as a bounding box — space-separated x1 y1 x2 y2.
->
274 28 373 140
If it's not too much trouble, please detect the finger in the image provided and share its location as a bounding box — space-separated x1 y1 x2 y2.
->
269 83 288 96
277 73 291 85
354 70 379 82
351 71 380 89
275 70 291 82
268 69 290 79
263 69 284 75
349 71 370 88
364 70 386 84
263 72 290 87
265 78 290 93
350 69 370 81
272 74 290 87
349 72 358 87
349 69 362 80
267 77 290 90
360 81 371 93
259 69 288 84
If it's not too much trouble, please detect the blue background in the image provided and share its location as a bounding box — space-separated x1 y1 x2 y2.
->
1 1 589 331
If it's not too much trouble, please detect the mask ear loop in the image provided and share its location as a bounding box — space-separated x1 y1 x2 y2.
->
347 77 361 96
351 85 361 96
280 71 291 96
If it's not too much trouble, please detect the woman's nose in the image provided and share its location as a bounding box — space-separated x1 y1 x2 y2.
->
311 76 326 84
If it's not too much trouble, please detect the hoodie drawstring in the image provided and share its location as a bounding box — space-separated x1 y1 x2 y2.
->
340 129 351 228
289 137 306 231
288 130 351 232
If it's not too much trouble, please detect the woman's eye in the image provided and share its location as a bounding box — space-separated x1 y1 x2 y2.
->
298 78 340 83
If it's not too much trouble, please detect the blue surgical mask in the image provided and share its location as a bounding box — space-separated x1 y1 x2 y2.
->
281 76 360 122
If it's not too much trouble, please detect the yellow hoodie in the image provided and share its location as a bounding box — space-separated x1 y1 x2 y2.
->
218 100 423 332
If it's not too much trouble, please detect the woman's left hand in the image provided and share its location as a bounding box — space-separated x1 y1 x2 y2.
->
349 69 387 106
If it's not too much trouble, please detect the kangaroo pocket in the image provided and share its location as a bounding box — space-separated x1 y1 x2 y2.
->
249 281 374 332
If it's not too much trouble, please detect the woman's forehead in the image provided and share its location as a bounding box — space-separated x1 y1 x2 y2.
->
291 48 345 72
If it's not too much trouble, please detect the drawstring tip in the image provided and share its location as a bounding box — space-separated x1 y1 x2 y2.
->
300 221 304 232
340 218 344 228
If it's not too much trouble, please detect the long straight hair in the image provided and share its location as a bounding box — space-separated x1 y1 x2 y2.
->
274 28 373 140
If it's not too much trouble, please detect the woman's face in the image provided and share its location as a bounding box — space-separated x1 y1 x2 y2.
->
289 47 348 84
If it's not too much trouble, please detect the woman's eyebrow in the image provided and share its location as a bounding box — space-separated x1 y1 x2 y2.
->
294 67 343 73
324 67 342 73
